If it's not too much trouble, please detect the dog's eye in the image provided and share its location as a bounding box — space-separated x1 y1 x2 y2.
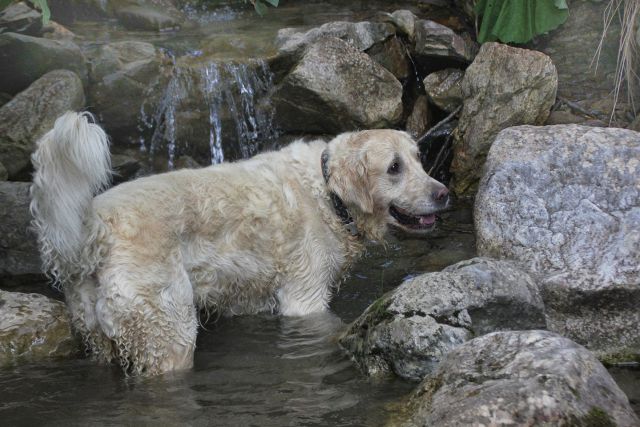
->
387 161 401 175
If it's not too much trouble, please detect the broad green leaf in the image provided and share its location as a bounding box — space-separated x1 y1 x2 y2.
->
254 0 267 16
263 0 279 6
554 0 568 10
30 0 50 24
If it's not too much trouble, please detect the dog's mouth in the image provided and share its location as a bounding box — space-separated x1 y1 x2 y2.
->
389 205 439 230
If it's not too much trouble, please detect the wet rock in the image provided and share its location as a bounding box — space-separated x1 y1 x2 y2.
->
276 21 395 57
413 19 477 64
115 5 180 32
366 36 410 81
422 68 463 113
397 331 639 427
0 69 84 180
475 125 640 363
450 42 557 196
0 2 42 36
0 290 78 366
0 32 87 95
340 257 546 381
273 37 403 133
41 20 76 40
405 95 431 139
47 0 109 24
88 41 170 141
388 10 417 40
0 182 41 280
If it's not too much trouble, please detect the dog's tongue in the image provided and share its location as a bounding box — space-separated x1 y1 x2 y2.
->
419 214 436 225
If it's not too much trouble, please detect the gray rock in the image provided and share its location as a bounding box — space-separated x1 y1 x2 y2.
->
0 161 6 181
88 41 170 141
0 2 42 36
0 69 84 179
413 19 477 64
340 257 546 381
450 42 557 196
405 95 431 140
475 125 640 363
0 32 87 95
397 331 639 427
630 115 640 132
0 290 78 366
422 68 464 113
276 21 395 57
388 10 417 40
0 182 41 279
366 36 410 81
41 20 76 40
47 0 109 24
111 153 142 184
273 37 403 133
115 5 181 32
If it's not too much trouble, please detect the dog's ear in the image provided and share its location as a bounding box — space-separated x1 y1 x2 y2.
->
327 146 374 215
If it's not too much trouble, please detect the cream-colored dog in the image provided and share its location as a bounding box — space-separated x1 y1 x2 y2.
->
30 112 450 375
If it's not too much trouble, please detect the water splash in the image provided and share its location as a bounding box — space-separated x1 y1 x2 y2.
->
139 57 277 170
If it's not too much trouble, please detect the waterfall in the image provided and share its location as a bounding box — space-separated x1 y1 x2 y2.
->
138 57 278 170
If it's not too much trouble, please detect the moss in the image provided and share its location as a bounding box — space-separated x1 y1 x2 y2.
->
581 407 616 427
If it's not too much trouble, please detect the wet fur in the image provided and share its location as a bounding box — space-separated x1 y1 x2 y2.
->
31 112 447 375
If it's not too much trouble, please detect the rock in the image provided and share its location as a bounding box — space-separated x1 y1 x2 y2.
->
111 153 142 184
0 182 42 280
0 69 84 179
0 290 78 366
0 2 42 36
405 95 431 139
422 68 464 113
273 37 403 133
41 20 76 40
531 1 622 105
88 41 170 142
450 42 557 196
115 6 180 32
0 162 6 181
388 10 417 40
0 32 87 95
629 115 640 132
413 19 477 64
475 125 640 362
47 0 109 24
545 110 588 125
366 36 410 81
397 331 639 427
276 21 395 57
340 257 546 381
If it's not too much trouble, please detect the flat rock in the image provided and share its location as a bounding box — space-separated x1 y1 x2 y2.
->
340 257 546 381
413 19 477 64
450 42 557 196
0 32 87 95
422 68 464 113
0 290 78 366
396 331 639 427
273 37 403 133
475 124 640 362
0 69 84 179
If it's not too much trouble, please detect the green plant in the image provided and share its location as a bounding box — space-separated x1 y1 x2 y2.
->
245 0 278 16
0 0 50 24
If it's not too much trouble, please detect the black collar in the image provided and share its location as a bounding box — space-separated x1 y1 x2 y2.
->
321 149 359 236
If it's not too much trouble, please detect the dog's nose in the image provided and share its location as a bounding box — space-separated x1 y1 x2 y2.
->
432 187 449 204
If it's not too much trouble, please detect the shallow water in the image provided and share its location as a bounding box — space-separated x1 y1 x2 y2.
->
0 205 475 426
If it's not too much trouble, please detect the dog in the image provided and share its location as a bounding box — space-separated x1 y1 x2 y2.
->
30 112 450 375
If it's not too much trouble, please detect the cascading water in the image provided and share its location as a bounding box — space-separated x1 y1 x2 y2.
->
139 56 278 170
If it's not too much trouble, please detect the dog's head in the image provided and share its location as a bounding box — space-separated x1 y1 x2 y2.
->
325 129 449 240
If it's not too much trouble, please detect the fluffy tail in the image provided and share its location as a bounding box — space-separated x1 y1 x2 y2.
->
30 112 111 285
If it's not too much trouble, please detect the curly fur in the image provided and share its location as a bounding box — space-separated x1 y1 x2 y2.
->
30 112 449 375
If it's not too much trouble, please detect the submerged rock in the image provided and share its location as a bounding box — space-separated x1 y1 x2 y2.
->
422 68 464 113
340 258 545 381
396 331 639 427
413 19 477 64
0 69 84 179
475 125 640 363
450 42 557 196
0 290 78 366
0 32 87 94
273 37 403 133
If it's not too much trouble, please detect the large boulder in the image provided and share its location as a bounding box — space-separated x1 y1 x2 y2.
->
87 41 170 142
396 331 639 427
272 37 403 133
0 182 41 281
340 258 546 381
450 42 557 196
0 32 87 95
0 290 78 366
0 69 85 180
475 125 640 363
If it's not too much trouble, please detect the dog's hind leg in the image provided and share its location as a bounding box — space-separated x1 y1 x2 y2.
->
95 249 198 375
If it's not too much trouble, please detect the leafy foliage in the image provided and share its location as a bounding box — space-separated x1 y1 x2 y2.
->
475 0 569 44
245 0 278 16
